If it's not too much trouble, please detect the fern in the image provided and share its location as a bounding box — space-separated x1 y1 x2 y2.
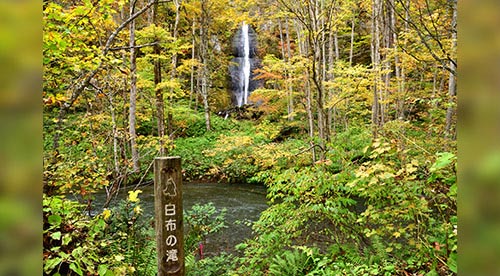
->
268 249 312 276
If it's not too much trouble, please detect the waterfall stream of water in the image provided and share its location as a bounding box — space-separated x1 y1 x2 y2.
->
230 22 259 107
240 23 250 106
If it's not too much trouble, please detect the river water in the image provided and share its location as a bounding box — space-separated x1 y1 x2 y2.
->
94 182 268 256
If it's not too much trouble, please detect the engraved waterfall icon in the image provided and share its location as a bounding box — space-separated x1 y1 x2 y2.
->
163 177 177 197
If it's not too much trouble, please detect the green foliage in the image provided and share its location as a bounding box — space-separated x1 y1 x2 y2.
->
43 0 120 102
183 203 235 276
44 112 112 196
43 0 457 274
43 195 115 275
186 253 237 276
100 190 157 275
184 202 227 255
268 247 330 276
43 191 156 275
348 138 456 272
235 124 456 275
326 60 373 124
171 116 310 182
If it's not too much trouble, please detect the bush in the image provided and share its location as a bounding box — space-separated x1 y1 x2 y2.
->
43 195 117 275
100 190 157 275
184 202 227 255
186 253 237 276
235 128 456 275
43 190 156 275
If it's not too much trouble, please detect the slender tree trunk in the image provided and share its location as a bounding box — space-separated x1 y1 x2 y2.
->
278 19 291 120
296 23 316 162
189 20 196 110
307 1 326 160
327 27 336 138
285 18 294 121
381 0 392 125
152 0 167 156
201 70 211 131
371 0 381 133
200 0 211 131
129 0 140 172
166 0 181 137
395 0 407 119
349 16 355 66
445 0 457 139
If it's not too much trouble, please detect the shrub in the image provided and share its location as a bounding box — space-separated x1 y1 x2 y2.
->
235 128 456 275
43 190 156 275
187 253 237 276
100 190 157 275
184 202 227 255
43 195 115 275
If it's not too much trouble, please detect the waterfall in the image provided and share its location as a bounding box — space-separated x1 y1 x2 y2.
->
241 23 250 106
230 22 260 107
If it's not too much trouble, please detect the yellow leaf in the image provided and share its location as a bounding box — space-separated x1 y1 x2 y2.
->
393 231 401 238
128 190 142 202
365 229 377 237
102 209 111 220
134 205 143 214
368 176 378 185
405 163 418 174
380 172 395 179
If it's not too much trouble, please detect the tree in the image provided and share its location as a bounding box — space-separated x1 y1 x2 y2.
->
47 0 157 155
199 0 212 131
390 0 457 137
275 0 342 160
152 0 167 156
43 0 160 200
445 0 457 138
129 0 140 172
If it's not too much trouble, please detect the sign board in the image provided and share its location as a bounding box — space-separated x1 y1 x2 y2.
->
154 157 184 275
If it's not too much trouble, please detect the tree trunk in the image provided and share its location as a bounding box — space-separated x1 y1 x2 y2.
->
445 0 457 139
153 0 167 156
167 0 181 137
189 20 196 110
129 0 140 173
200 0 211 131
327 27 336 138
295 22 316 162
395 0 408 119
371 0 385 135
278 19 289 117
285 18 294 121
349 16 355 66
279 19 294 121
308 0 326 160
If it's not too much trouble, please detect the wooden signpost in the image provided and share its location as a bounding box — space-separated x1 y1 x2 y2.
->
154 157 184 276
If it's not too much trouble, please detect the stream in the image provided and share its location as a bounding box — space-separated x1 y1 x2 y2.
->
93 182 268 256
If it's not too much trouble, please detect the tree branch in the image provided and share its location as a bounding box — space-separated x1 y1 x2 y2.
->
52 0 159 153
390 0 456 76
109 42 160 51
103 0 157 55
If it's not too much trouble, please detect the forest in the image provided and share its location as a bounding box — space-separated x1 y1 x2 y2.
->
43 0 457 275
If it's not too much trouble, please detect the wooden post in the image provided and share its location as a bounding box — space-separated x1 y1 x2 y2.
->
154 157 184 275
